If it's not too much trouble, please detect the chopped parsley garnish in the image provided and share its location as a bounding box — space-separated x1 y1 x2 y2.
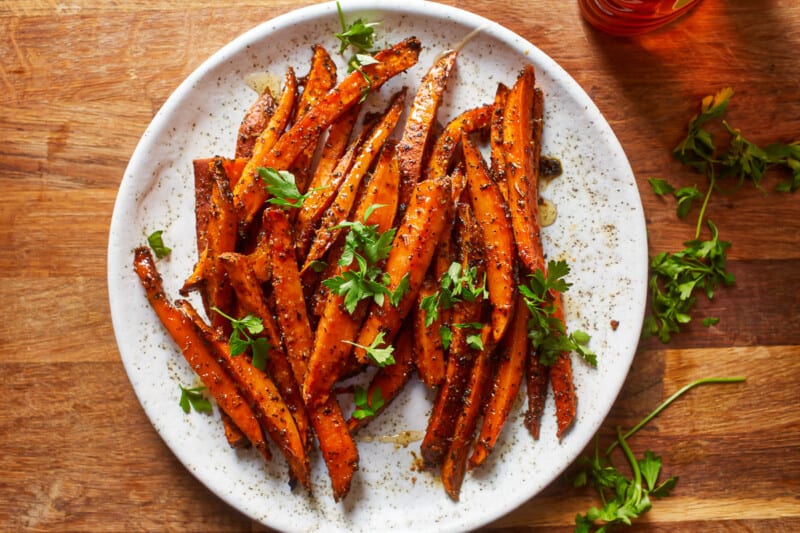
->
352 385 385 420
345 331 395 367
321 206 409 314
419 262 488 327
212 307 271 370
258 167 311 208
519 259 596 367
179 384 212 414
147 230 172 258
334 1 381 101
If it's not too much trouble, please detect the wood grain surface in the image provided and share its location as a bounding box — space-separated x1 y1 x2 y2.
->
1 0 798 531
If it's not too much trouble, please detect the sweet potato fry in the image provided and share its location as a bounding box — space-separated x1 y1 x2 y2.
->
181 159 238 332
236 87 275 159
442 325 493 501
549 290 577 439
469 295 528 469
412 277 447 388
525 339 549 440
425 104 493 181
303 143 400 408
291 45 338 193
307 399 359 501
219 252 311 448
179 299 311 489
263 207 313 386
489 83 509 200
259 207 359 500
234 37 422 228
219 410 250 449
396 49 458 213
132 247 270 461
294 104 362 259
301 88 406 273
420 203 484 467
346 325 415 433
352 175 452 365
503 64 545 275
463 135 516 342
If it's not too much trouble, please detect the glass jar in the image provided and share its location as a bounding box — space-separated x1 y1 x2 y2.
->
578 0 703 36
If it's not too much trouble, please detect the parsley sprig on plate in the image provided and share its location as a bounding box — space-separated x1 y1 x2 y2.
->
419 262 488 327
519 259 596 367
212 307 271 370
351 385 385 419
178 384 212 414
334 1 381 101
321 206 410 314
259 167 311 209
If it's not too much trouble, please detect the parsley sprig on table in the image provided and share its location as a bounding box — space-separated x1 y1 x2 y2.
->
351 385 385 419
643 221 735 342
212 307 271 370
321 206 410 314
519 259 597 367
334 1 381 101
573 376 745 532
645 87 797 341
419 262 488 327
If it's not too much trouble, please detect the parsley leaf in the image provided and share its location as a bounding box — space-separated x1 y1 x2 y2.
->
147 230 172 258
179 384 212 414
420 262 488 327
345 331 395 367
439 325 453 351
519 259 597 367
453 322 485 350
647 177 675 196
258 167 310 208
322 207 406 314
212 307 271 370
334 1 381 102
352 385 385 420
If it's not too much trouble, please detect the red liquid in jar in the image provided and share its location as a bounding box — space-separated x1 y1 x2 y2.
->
579 0 703 36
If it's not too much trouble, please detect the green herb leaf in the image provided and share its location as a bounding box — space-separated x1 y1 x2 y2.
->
258 167 310 208
352 385 385 419
345 331 395 367
179 384 212 414
147 230 172 258
702 316 720 327
322 206 402 314
334 1 380 101
648 177 676 196
420 262 488 326
212 307 272 365
439 325 452 351
520 259 596 366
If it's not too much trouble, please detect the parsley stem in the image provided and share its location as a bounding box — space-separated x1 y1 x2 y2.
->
616 426 642 494
605 376 746 455
694 168 716 239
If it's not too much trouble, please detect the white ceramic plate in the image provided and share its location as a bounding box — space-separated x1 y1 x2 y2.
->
107 1 647 531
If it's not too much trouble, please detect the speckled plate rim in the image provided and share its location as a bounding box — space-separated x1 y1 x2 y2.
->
107 1 648 531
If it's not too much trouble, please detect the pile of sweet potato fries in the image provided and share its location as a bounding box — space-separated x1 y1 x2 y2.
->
132 35 577 502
